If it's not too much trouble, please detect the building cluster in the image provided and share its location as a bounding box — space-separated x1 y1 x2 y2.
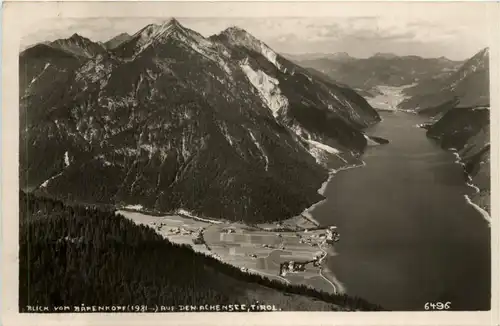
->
297 226 340 246
279 260 307 276
192 230 205 245
167 226 196 236
325 226 340 244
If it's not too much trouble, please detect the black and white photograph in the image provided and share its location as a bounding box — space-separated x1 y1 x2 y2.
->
2 1 499 325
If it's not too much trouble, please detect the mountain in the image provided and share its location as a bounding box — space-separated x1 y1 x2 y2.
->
20 19 380 224
398 48 489 115
104 32 132 50
295 54 462 94
49 33 107 58
20 191 381 311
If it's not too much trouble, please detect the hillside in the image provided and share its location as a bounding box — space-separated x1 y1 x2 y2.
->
19 191 382 311
19 19 380 223
418 49 490 215
426 107 490 214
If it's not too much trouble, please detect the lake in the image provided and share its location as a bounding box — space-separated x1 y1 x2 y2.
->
311 111 491 311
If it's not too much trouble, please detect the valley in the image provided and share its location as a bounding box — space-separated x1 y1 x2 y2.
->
363 84 416 112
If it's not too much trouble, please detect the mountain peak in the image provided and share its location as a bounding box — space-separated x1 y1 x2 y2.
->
113 18 193 58
66 33 89 43
479 47 489 57
164 17 181 26
48 33 105 58
219 26 257 42
134 18 186 41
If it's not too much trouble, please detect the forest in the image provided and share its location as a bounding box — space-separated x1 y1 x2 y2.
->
19 191 383 312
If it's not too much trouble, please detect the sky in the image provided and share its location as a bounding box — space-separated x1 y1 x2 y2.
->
20 15 491 60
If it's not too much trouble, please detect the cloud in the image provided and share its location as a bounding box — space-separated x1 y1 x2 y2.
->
20 15 490 60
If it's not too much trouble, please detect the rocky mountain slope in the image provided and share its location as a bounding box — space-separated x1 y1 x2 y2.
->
292 53 462 96
19 18 380 224
398 48 489 115
419 48 490 216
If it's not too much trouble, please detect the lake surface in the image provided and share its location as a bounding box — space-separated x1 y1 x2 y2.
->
311 111 491 311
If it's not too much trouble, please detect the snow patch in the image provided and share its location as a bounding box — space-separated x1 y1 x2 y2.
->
248 131 269 171
306 139 340 154
39 171 63 188
218 122 235 146
28 63 51 88
260 43 282 71
64 151 70 167
240 60 289 117
180 133 191 160
306 139 348 166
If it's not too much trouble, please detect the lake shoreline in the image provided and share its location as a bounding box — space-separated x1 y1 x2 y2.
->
449 149 491 226
301 160 367 227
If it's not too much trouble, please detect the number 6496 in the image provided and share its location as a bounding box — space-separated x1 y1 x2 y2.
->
424 302 451 310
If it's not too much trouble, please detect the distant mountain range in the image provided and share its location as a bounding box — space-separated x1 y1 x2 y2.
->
398 48 489 114
20 18 380 224
288 52 463 95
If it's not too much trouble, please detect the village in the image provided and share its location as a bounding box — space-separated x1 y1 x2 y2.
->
279 226 340 277
121 210 341 293
152 217 341 279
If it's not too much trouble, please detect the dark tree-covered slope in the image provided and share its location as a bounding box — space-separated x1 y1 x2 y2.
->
19 191 382 312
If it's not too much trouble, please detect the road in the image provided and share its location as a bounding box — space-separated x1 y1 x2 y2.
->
318 242 338 294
